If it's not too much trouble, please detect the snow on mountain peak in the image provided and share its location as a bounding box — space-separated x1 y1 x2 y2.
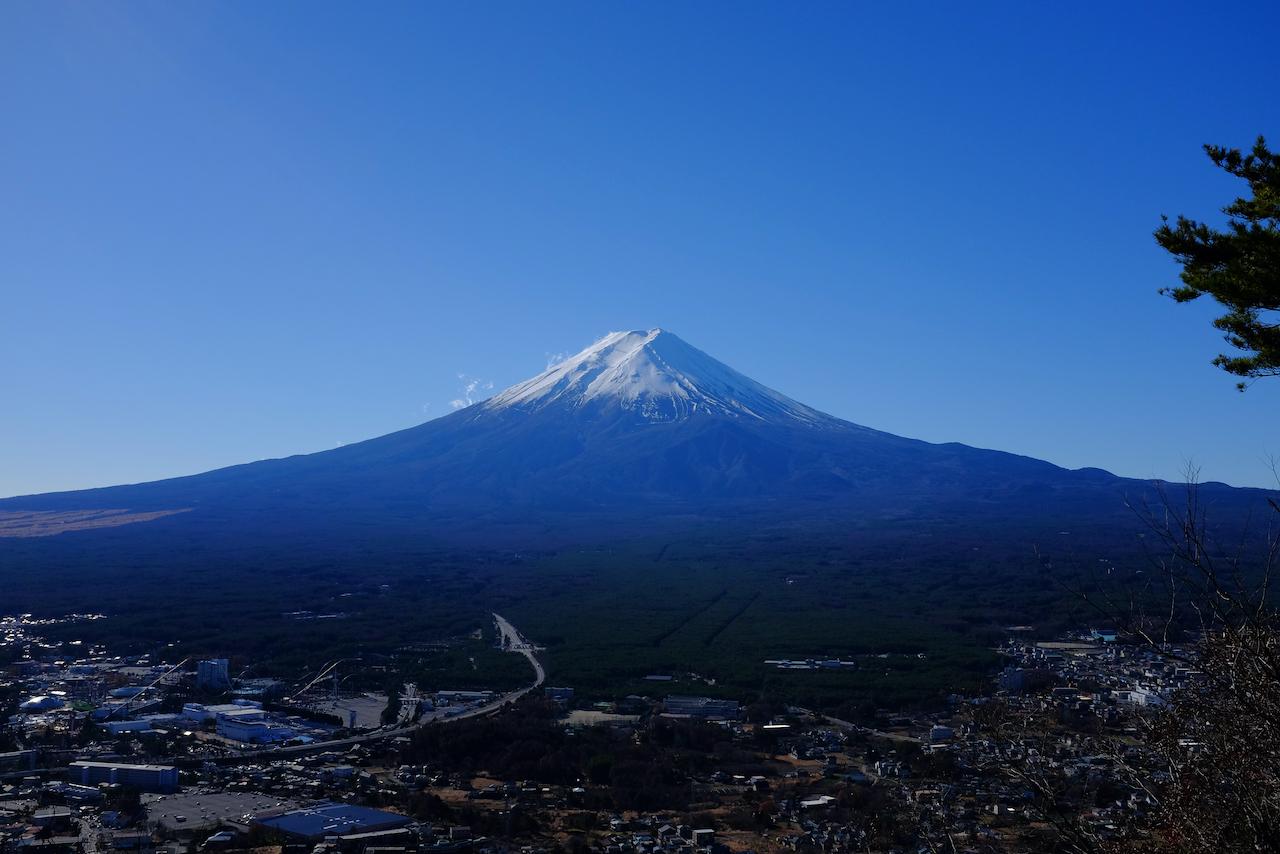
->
484 328 830 424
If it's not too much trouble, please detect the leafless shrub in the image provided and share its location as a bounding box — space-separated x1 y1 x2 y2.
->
1041 468 1280 852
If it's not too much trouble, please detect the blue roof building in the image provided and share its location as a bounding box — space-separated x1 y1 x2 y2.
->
253 802 412 841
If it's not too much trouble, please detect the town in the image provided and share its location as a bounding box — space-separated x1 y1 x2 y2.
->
1 608 1197 854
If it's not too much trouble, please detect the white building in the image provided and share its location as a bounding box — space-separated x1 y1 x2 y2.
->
19 695 64 712
183 700 261 722
215 707 294 744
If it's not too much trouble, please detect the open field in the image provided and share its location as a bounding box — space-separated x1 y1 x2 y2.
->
0 508 191 537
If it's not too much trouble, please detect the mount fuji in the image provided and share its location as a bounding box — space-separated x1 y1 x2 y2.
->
485 329 831 425
0 329 1262 542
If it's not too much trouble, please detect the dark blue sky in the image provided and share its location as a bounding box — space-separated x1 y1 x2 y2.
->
3 2 1278 495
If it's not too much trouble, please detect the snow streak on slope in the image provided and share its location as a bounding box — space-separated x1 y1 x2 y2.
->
484 329 833 424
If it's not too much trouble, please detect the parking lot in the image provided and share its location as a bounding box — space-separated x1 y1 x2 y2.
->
143 791 300 833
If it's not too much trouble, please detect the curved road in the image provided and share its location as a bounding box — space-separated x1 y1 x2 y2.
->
493 612 546 688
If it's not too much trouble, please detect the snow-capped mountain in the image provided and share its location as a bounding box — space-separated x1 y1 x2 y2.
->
0 327 1264 546
486 329 830 425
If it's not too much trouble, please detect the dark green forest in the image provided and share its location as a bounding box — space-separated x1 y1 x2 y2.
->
0 506 1179 717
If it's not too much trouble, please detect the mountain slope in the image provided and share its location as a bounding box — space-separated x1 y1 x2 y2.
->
0 329 1263 541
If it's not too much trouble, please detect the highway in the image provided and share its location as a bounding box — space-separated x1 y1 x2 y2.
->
203 613 544 765
493 612 546 688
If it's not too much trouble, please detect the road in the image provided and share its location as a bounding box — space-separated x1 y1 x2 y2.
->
203 613 544 764
493 612 546 688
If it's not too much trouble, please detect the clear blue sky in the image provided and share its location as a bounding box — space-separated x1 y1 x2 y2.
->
3 1 1278 496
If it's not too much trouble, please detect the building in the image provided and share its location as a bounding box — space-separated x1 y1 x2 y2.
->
231 678 285 700
1118 686 1167 707
43 782 103 804
14 836 79 852
32 807 73 829
196 659 231 691
183 700 261 722
432 690 494 703
104 720 155 736
252 802 413 842
19 695 64 712
545 687 575 703
105 831 152 850
92 697 163 721
215 708 295 744
0 750 37 772
69 761 178 793
799 795 837 810
663 695 741 720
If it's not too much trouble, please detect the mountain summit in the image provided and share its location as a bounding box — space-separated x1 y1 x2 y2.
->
485 329 829 425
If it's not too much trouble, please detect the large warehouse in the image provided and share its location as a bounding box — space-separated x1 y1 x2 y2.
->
68 761 178 793
253 802 413 842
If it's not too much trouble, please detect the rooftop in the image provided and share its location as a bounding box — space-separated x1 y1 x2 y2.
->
69 760 176 772
254 801 412 839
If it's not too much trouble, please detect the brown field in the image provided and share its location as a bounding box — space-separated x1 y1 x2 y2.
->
0 508 189 537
